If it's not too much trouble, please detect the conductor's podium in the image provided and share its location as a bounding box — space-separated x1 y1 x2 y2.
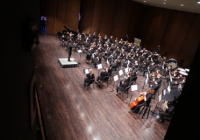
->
58 58 78 68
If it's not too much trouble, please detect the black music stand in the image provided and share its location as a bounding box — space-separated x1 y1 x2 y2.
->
83 68 89 74
77 50 82 64
109 75 118 92
128 85 138 106
142 78 148 91
97 63 102 76
118 69 124 81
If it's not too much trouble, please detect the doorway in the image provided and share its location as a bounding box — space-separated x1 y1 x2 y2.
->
40 16 47 34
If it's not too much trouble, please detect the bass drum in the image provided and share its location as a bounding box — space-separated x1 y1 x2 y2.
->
167 58 177 70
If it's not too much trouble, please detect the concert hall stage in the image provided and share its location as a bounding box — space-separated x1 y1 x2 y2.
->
58 58 78 68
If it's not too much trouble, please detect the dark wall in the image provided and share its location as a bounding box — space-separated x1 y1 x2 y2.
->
164 43 200 140
139 7 200 67
1 0 40 140
41 0 81 34
78 0 200 67
79 0 145 40
159 11 194 61
139 7 171 51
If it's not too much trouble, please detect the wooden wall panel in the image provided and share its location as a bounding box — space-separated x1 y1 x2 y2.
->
90 0 103 34
41 0 81 34
55 0 67 32
160 11 194 59
98 0 117 38
177 14 200 66
127 2 145 42
139 7 171 51
111 0 131 39
120 0 133 39
64 0 81 31
79 0 95 33
42 0 56 34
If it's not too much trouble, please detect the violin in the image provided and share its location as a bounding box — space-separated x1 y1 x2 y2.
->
129 89 155 110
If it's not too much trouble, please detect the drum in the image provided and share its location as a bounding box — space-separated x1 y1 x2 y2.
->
167 58 177 70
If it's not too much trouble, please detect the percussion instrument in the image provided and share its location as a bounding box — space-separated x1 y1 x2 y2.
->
178 68 185 72
166 58 177 70
185 69 190 72
179 71 188 76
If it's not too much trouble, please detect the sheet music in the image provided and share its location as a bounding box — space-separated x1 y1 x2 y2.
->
158 93 162 102
169 72 172 82
85 69 89 74
77 50 82 53
131 85 138 91
107 59 110 65
119 70 123 76
127 60 130 68
145 78 148 85
97 64 102 69
146 73 149 79
163 89 166 96
167 82 171 92
125 68 129 73
114 75 119 81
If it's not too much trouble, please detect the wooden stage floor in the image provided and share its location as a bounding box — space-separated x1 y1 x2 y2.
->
34 35 170 140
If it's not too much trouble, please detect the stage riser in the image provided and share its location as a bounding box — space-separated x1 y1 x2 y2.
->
58 58 78 68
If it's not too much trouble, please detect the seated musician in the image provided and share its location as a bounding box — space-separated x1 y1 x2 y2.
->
157 99 177 123
84 69 95 87
107 65 112 77
92 55 101 68
131 89 155 113
111 59 119 71
116 77 130 95
155 73 162 85
85 47 94 63
120 72 131 86
150 80 160 92
95 67 109 87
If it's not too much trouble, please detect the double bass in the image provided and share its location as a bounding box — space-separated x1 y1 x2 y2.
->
129 89 155 110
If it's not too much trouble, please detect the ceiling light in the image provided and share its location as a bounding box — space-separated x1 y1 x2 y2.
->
180 4 184 6
144 1 146 2
198 1 200 4
163 2 166 4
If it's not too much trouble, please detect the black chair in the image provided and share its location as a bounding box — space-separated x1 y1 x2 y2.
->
85 78 95 90
164 112 174 122
119 85 131 100
139 104 151 119
102 76 109 87
151 84 161 100
108 69 112 81
130 76 137 84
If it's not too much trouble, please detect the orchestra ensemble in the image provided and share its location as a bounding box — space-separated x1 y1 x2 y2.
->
58 26 188 123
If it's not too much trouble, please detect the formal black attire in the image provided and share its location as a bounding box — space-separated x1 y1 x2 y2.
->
97 71 109 82
84 73 95 86
68 43 73 61
116 81 129 93
158 103 175 122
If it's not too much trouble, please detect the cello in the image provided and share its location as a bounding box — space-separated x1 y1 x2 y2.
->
129 89 155 110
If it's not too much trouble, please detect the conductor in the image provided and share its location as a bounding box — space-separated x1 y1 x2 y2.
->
68 42 73 61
